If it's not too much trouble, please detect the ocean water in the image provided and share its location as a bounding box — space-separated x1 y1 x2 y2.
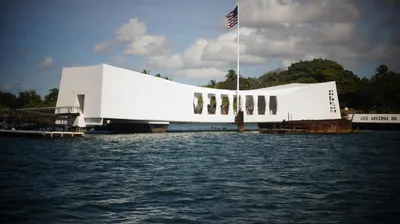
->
1 128 400 223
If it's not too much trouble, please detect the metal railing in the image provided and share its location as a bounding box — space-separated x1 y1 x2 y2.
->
53 106 81 114
1 106 82 117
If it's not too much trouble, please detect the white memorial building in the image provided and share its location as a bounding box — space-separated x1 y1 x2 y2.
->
55 64 342 132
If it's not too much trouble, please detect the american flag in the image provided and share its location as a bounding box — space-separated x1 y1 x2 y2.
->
226 5 238 29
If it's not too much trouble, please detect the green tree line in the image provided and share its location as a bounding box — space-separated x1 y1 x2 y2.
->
204 59 400 113
0 88 59 109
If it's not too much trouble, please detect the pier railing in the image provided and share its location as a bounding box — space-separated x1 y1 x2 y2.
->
54 106 81 115
15 106 82 115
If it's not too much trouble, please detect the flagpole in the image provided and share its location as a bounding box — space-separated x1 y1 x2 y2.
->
236 0 240 114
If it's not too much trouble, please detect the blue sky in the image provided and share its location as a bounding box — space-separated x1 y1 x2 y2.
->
1 0 399 96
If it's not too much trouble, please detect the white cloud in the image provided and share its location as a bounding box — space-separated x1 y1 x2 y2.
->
115 18 147 42
111 55 125 66
142 0 368 79
238 0 359 27
147 38 231 70
37 57 54 70
93 41 113 53
201 28 266 65
317 22 357 44
95 0 400 80
93 18 171 56
146 27 265 75
116 19 171 55
279 54 324 69
176 68 227 79
123 35 170 55
164 0 400 76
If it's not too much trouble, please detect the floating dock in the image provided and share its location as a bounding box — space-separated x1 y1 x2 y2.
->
0 129 84 138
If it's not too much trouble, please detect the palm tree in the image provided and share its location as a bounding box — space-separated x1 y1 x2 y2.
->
154 73 171 81
225 69 237 81
207 80 217 88
44 88 59 105
376 65 388 75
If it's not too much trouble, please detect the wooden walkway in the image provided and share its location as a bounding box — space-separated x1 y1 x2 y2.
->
0 129 84 138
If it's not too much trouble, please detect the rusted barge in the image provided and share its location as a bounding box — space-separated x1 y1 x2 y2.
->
259 119 355 134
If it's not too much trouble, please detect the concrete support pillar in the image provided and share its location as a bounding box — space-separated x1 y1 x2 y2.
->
215 94 221 115
229 95 234 115
254 95 258 115
201 93 207 115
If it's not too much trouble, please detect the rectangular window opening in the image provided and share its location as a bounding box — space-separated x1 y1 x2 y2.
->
269 95 277 115
257 96 266 115
77 94 85 114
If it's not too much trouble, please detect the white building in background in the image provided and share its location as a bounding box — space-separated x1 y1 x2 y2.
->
55 64 342 132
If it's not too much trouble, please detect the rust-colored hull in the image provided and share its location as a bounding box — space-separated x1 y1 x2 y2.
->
259 119 355 134
235 110 245 132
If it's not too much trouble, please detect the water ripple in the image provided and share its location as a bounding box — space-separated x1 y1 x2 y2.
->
1 131 400 223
